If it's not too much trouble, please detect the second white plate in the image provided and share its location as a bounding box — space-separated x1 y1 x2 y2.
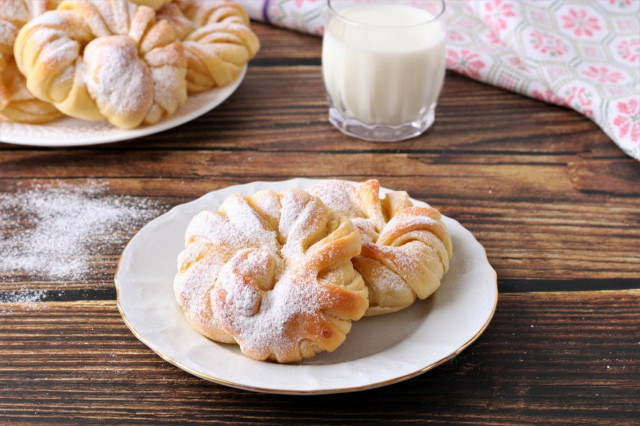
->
0 66 246 147
115 178 498 394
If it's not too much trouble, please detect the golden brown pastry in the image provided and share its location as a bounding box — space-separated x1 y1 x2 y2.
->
308 180 453 316
157 0 260 92
13 0 187 129
0 0 61 123
131 0 171 10
174 188 369 363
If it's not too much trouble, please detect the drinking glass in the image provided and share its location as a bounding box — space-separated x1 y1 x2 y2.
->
322 0 446 142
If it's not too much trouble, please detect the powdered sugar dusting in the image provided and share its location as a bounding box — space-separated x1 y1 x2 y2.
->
391 214 439 228
176 188 365 361
379 213 441 246
351 217 378 244
216 252 264 317
34 28 79 66
367 263 407 293
251 190 280 222
0 288 47 313
213 257 327 359
84 36 152 120
366 243 415 270
308 180 364 219
279 190 325 264
309 179 453 315
186 210 251 250
186 196 279 254
0 181 164 281
174 247 225 330
0 0 30 25
0 21 17 47
223 195 278 253
309 180 380 241
29 0 50 19
27 11 67 28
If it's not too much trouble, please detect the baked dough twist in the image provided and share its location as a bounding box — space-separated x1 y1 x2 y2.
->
0 0 61 123
14 0 187 129
131 0 171 10
175 188 369 363
157 0 260 92
309 180 453 316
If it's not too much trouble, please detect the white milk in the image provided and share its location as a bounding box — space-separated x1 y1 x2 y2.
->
322 4 446 126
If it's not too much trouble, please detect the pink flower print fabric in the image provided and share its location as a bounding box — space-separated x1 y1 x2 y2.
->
561 8 603 38
239 0 640 160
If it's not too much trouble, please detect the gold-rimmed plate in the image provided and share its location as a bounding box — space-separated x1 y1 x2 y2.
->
114 178 498 394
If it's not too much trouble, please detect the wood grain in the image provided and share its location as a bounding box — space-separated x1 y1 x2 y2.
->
0 171 638 292
0 291 638 423
0 174 638 293
569 158 640 196
0 68 624 158
252 22 321 60
1 149 639 202
0 20 639 424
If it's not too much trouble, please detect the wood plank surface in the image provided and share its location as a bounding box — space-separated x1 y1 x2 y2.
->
1 291 638 423
0 178 640 291
1 67 622 156
0 21 638 424
251 23 321 61
1 173 638 291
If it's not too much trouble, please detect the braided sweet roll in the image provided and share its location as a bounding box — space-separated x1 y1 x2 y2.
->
309 180 453 316
157 0 260 92
14 0 187 129
0 0 61 123
174 188 369 363
131 0 172 10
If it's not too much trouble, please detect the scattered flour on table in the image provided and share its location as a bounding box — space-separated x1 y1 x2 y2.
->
0 181 164 283
0 288 47 313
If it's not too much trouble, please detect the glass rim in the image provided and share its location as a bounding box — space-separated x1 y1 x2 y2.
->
327 0 446 29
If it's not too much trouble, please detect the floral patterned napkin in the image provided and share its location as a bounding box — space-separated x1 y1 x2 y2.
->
238 0 639 160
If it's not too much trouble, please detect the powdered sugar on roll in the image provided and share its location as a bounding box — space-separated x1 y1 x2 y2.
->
84 36 153 125
174 188 368 363
13 0 187 129
309 179 453 316
0 0 62 123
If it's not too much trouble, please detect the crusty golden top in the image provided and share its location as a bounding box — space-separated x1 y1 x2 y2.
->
174 188 369 363
309 179 453 316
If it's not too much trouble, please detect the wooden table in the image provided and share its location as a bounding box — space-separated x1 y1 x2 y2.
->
1 23 639 423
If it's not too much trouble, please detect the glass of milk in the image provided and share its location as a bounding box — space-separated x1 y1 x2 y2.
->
322 0 446 142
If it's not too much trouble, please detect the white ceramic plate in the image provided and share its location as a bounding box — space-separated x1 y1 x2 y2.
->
115 179 498 395
0 67 246 147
